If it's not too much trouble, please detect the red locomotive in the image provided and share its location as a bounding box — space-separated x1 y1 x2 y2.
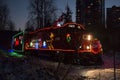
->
12 22 103 65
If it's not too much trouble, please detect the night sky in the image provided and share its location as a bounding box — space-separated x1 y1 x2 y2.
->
6 0 120 30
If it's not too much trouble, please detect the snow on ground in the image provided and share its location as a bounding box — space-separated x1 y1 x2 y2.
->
39 52 120 80
66 52 120 80
68 67 120 80
83 68 120 80
0 56 57 80
0 50 120 80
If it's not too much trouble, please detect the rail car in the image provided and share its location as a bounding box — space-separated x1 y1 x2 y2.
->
12 22 103 65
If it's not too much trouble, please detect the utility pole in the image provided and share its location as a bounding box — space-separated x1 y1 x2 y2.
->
36 0 40 28
113 50 116 80
42 0 45 28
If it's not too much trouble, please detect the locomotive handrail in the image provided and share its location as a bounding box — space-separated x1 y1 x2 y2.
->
26 48 75 52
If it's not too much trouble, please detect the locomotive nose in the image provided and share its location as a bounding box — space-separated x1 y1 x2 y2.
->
78 34 103 54
91 39 103 54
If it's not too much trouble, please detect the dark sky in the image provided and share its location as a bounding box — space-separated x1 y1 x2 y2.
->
6 0 120 30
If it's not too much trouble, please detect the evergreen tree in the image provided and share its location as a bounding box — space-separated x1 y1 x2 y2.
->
64 4 72 23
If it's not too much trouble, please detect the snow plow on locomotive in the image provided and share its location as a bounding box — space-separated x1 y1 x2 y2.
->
12 22 103 65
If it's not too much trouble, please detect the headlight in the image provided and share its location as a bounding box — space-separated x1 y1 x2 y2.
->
79 46 82 48
87 35 92 40
86 46 90 50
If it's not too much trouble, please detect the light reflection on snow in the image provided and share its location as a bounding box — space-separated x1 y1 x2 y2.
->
79 68 120 80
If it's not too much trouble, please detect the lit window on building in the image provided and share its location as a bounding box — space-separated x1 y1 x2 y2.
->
88 22 91 25
77 9 80 12
90 3 93 6
116 9 120 12
118 17 120 20
88 6 91 8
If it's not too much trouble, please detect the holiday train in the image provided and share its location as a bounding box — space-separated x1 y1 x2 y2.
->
12 22 103 65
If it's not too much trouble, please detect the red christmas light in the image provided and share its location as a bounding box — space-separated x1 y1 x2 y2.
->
15 38 19 46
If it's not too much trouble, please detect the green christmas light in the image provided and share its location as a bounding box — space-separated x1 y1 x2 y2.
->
9 51 24 58
12 31 24 52
66 33 71 42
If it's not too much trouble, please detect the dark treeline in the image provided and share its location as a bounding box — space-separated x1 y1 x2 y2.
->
25 0 58 31
0 0 15 31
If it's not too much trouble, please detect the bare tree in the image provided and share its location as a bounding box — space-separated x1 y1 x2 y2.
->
28 0 57 29
64 4 72 23
7 20 15 31
25 19 35 31
0 0 15 31
0 0 9 30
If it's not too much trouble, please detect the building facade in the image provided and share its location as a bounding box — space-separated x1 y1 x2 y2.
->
106 6 120 51
76 0 105 31
107 6 120 29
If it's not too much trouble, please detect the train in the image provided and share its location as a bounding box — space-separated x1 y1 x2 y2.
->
12 22 103 65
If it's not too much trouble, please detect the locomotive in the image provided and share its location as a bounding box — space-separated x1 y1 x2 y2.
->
12 22 103 65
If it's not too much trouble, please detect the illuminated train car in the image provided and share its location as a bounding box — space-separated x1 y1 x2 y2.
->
12 22 103 65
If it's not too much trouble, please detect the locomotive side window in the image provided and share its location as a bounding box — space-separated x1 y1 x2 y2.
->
68 24 75 28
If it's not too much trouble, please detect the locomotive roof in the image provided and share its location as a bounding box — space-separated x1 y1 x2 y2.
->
29 22 85 34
